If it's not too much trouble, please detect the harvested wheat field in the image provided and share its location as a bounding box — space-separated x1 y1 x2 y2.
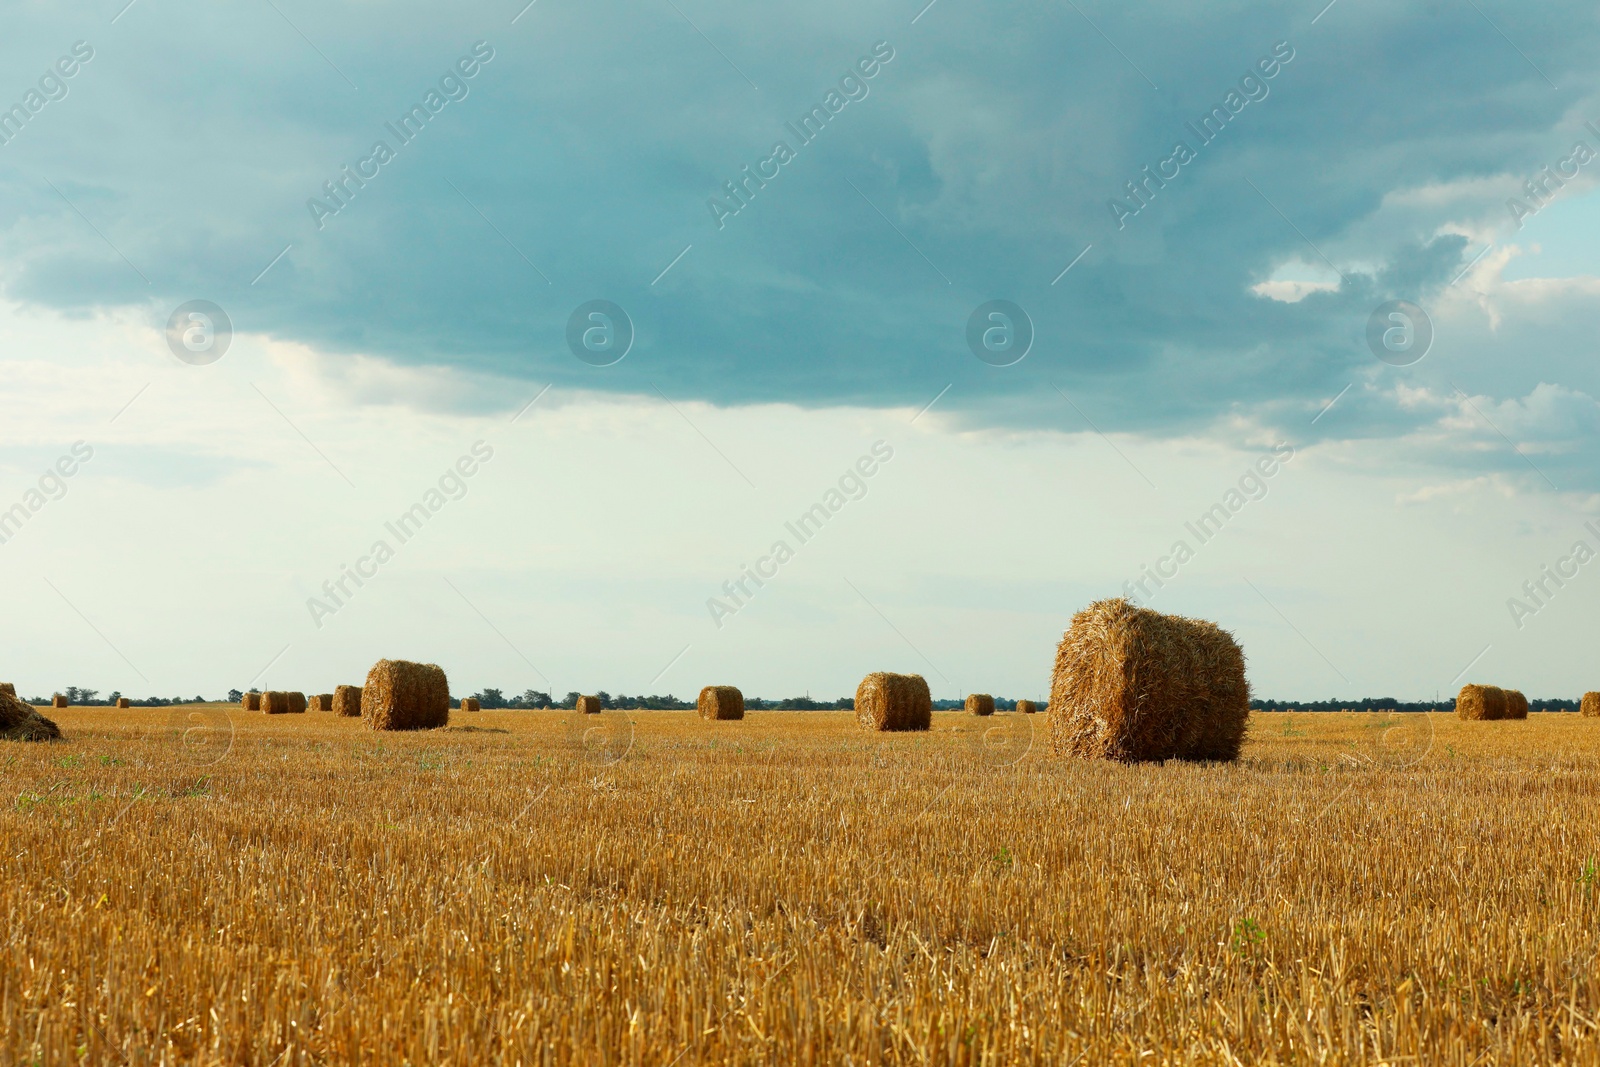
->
5 706 1600 1064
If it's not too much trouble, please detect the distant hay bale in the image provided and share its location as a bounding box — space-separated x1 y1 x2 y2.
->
0 690 60 742
333 685 362 717
287 692 307 714
461 697 480 712
575 695 602 715
1505 689 1529 720
115 698 130 709
261 691 292 715
855 672 932 732
309 694 333 712
1016 699 1037 715
1048 598 1249 763
1583 692 1600 718
698 686 744 720
361 660 450 731
241 692 261 711
965 693 996 717
1457 684 1507 721
51 694 67 709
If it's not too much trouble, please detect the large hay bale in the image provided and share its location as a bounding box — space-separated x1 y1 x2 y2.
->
309 693 333 712
0 683 14 698
0 690 61 742
51 694 67 709
1016 699 1037 715
1048 598 1249 763
965 693 996 717
1583 692 1600 718
855 672 932 732
1505 689 1529 720
575 695 602 715
241 692 261 711
361 660 450 731
333 685 362 717
698 685 745 720
261 691 292 715
116 697 130 709
287 692 308 714
461 697 481 713
1457 684 1507 721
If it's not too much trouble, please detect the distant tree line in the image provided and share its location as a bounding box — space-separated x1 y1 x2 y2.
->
28 686 1046 711
933 697 1040 711
50 685 1585 715
464 689 1047 711
27 687 209 707
1252 697 1582 713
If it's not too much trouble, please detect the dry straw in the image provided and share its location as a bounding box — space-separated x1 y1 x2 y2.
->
333 685 362 717
1048 598 1249 763
855 672 932 732
1457 684 1507 721
241 692 261 711
698 686 745 721
575 695 602 715
0 690 61 741
261 691 292 715
361 660 450 731
965 693 996 717
1584 692 1600 718
309 694 333 712
287 692 308 715
1505 689 1529 720
51 694 67 709
115 698 130 709
0 683 14 698
1016 699 1037 715
461 697 481 713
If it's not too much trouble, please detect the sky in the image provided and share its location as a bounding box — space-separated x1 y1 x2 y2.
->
1 0 1598 702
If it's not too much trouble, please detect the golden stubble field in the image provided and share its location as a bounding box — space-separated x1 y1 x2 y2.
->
4 706 1600 1065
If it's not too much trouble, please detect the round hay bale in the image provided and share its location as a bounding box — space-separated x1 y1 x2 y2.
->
575 695 602 715
461 697 481 712
1016 699 1037 715
1 690 61 742
51 694 68 709
115 697 130 709
1048 598 1249 763
308 693 333 712
1456 684 1507 721
360 660 450 731
855 672 932 732
333 685 362 717
286 692 307 714
261 691 293 715
241 692 261 711
1583 692 1600 717
1505 689 1529 720
965 693 996 717
698 685 744 720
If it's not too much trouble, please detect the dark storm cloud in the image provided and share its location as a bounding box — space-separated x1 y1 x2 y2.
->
1 0 1597 451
